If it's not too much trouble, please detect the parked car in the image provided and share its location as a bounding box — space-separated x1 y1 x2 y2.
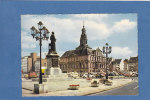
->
108 72 116 76
28 72 37 79
68 72 79 79
131 72 138 77
82 73 95 78
89 74 95 78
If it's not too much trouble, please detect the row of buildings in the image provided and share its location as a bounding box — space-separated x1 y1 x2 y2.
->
21 52 47 73
22 25 138 75
110 57 138 73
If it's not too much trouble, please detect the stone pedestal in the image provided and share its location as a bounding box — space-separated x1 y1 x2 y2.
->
39 53 68 82
45 67 62 75
47 53 59 67
34 84 48 94
45 53 60 75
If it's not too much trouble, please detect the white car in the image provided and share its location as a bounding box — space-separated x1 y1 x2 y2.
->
68 72 79 79
89 74 95 78
82 73 95 78
82 73 88 78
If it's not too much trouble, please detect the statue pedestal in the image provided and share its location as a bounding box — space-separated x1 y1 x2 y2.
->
45 53 61 75
32 53 68 82
46 53 59 69
45 67 62 75
42 53 68 82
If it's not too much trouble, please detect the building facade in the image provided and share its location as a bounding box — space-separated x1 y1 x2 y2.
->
111 59 122 71
27 57 32 73
21 56 28 73
123 59 129 71
59 25 106 74
34 59 47 73
128 56 138 72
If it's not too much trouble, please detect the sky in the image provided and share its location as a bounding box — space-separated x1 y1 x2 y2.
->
21 14 138 59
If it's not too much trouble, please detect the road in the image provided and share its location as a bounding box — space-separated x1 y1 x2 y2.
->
88 78 138 96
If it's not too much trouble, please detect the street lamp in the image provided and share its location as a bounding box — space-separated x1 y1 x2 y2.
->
30 21 50 84
79 62 82 77
102 43 112 79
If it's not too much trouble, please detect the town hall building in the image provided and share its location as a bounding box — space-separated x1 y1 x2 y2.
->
59 25 106 75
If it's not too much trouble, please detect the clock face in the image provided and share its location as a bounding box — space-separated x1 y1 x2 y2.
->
52 58 58 67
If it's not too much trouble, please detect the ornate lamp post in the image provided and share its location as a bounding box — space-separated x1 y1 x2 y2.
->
30 21 50 84
102 43 112 79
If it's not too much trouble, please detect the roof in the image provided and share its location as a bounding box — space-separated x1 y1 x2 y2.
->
61 47 105 58
21 56 28 59
61 50 76 57
112 59 121 64
61 47 93 57
124 59 128 62
130 56 138 60
96 47 102 52
129 56 138 63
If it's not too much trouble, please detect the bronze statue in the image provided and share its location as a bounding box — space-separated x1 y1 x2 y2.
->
49 32 57 54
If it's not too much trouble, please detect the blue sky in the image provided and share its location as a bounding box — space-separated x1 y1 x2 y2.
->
21 14 138 59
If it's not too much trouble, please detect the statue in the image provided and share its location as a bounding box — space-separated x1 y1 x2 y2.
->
44 31 68 81
48 32 57 54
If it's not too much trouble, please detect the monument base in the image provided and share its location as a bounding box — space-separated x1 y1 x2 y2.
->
32 67 68 82
34 84 48 94
41 67 68 82
45 67 62 75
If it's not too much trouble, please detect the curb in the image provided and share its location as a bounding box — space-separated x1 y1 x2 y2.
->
82 81 134 96
22 88 33 91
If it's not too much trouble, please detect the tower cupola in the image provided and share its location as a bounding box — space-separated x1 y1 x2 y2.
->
80 24 87 46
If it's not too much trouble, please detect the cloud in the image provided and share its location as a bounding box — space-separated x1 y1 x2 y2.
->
72 14 108 22
22 43 36 49
21 15 80 44
21 14 137 43
21 32 37 49
110 46 133 59
111 19 137 33
85 21 110 40
21 14 137 59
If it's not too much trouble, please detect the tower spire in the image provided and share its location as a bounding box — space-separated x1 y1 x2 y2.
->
80 21 87 46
